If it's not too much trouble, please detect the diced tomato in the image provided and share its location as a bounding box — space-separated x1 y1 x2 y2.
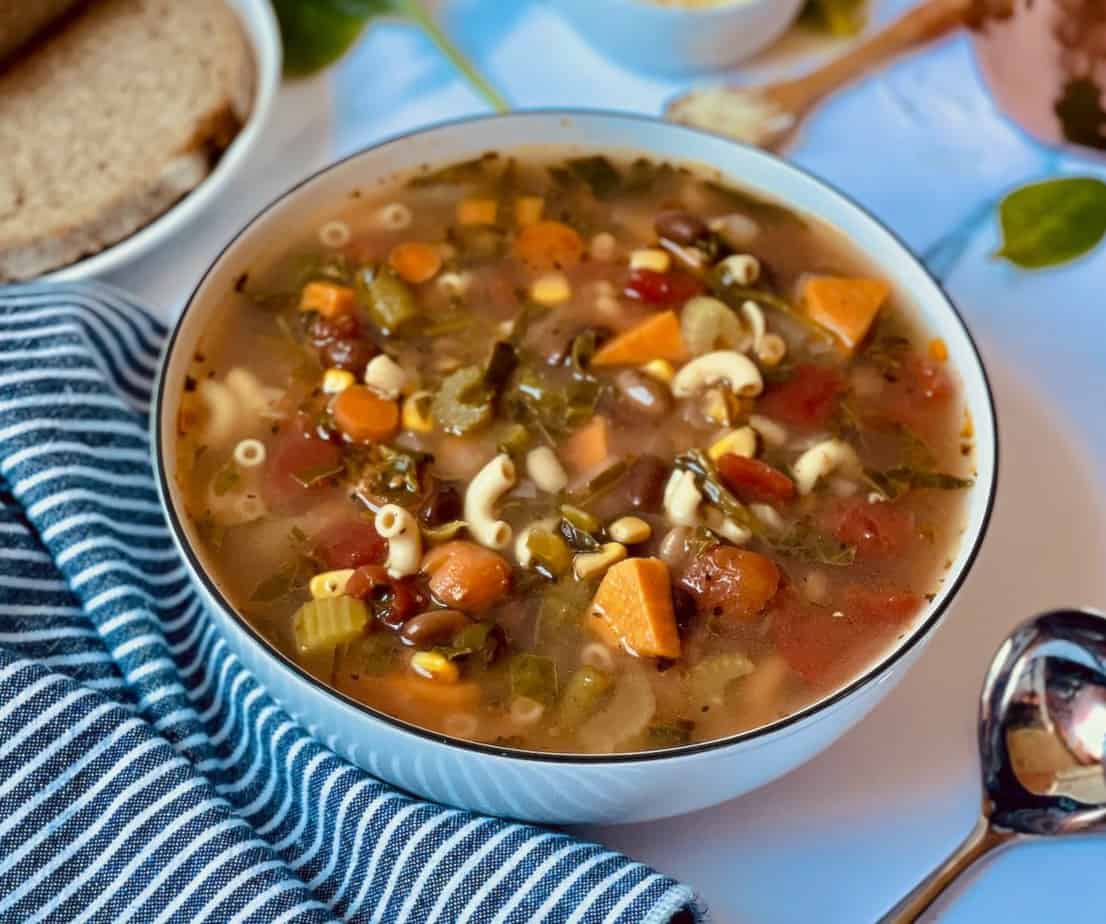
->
772 584 922 684
624 268 703 306
313 519 386 570
262 416 344 515
756 364 844 430
680 545 780 623
717 454 795 505
842 585 922 626
346 565 425 628
876 355 954 432
822 497 916 559
771 590 854 684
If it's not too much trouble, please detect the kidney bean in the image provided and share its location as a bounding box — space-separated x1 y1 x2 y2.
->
346 565 425 628
615 370 671 419
620 454 670 513
319 338 376 374
419 482 463 527
654 209 709 246
309 314 360 345
399 608 471 647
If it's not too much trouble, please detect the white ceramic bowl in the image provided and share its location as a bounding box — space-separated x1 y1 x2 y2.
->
550 0 805 75
42 0 281 282
154 111 997 825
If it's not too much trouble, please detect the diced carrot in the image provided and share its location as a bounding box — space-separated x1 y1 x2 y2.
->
589 557 680 659
331 385 399 442
928 337 949 362
512 220 584 271
457 199 497 226
421 541 511 611
801 276 890 352
388 241 443 284
339 670 481 716
300 281 355 318
563 417 609 472
591 311 688 366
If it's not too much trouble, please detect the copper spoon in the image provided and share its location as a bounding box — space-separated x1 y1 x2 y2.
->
666 0 972 151
881 608 1106 922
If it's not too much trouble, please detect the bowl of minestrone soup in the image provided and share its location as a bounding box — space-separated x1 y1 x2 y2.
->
155 111 996 823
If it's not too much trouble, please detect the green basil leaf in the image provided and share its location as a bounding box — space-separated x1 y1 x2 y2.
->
996 177 1106 269
272 0 373 76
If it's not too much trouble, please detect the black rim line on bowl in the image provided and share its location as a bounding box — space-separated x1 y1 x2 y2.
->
155 108 1000 766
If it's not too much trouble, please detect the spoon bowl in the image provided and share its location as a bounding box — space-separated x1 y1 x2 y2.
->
882 607 1106 922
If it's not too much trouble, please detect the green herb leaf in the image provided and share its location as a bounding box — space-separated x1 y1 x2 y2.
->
674 450 756 532
565 156 622 200
250 564 299 604
770 519 856 566
272 0 369 76
996 177 1106 269
363 445 430 500
645 719 696 748
212 462 241 497
509 653 558 706
863 466 974 501
273 0 509 111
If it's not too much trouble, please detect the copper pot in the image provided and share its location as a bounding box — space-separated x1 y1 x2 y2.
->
971 0 1106 156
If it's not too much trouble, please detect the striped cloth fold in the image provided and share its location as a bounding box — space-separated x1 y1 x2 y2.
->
0 282 704 924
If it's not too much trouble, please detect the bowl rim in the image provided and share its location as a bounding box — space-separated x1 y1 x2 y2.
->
154 108 999 766
39 0 282 283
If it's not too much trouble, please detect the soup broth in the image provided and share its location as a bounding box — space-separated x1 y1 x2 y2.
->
175 150 975 753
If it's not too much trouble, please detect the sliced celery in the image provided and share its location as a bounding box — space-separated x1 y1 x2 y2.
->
293 596 369 654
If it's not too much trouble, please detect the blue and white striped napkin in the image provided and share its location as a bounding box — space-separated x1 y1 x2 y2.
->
0 282 704 924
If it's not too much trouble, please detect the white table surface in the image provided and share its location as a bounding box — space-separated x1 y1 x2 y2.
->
106 2 1106 920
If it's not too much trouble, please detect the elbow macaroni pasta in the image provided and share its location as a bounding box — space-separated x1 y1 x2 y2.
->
465 454 516 550
375 504 422 578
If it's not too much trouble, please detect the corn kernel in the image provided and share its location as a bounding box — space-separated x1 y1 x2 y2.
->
573 542 628 581
708 426 758 462
309 569 356 599
639 359 674 385
929 337 949 362
514 196 544 227
322 368 355 395
402 390 434 433
299 281 354 318
608 516 651 545
411 651 460 683
457 198 497 226
629 248 671 273
530 273 571 306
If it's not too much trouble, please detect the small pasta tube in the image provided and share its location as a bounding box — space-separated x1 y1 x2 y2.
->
464 454 516 550
375 504 422 579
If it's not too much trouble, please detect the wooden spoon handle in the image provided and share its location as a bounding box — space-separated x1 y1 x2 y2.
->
778 0 973 110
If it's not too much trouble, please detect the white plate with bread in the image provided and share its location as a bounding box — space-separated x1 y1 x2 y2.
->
0 0 280 284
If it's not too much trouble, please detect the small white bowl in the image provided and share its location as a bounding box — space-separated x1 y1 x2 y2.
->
550 0 805 75
155 112 997 825
42 0 281 282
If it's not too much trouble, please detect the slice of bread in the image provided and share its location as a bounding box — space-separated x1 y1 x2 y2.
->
0 0 254 282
